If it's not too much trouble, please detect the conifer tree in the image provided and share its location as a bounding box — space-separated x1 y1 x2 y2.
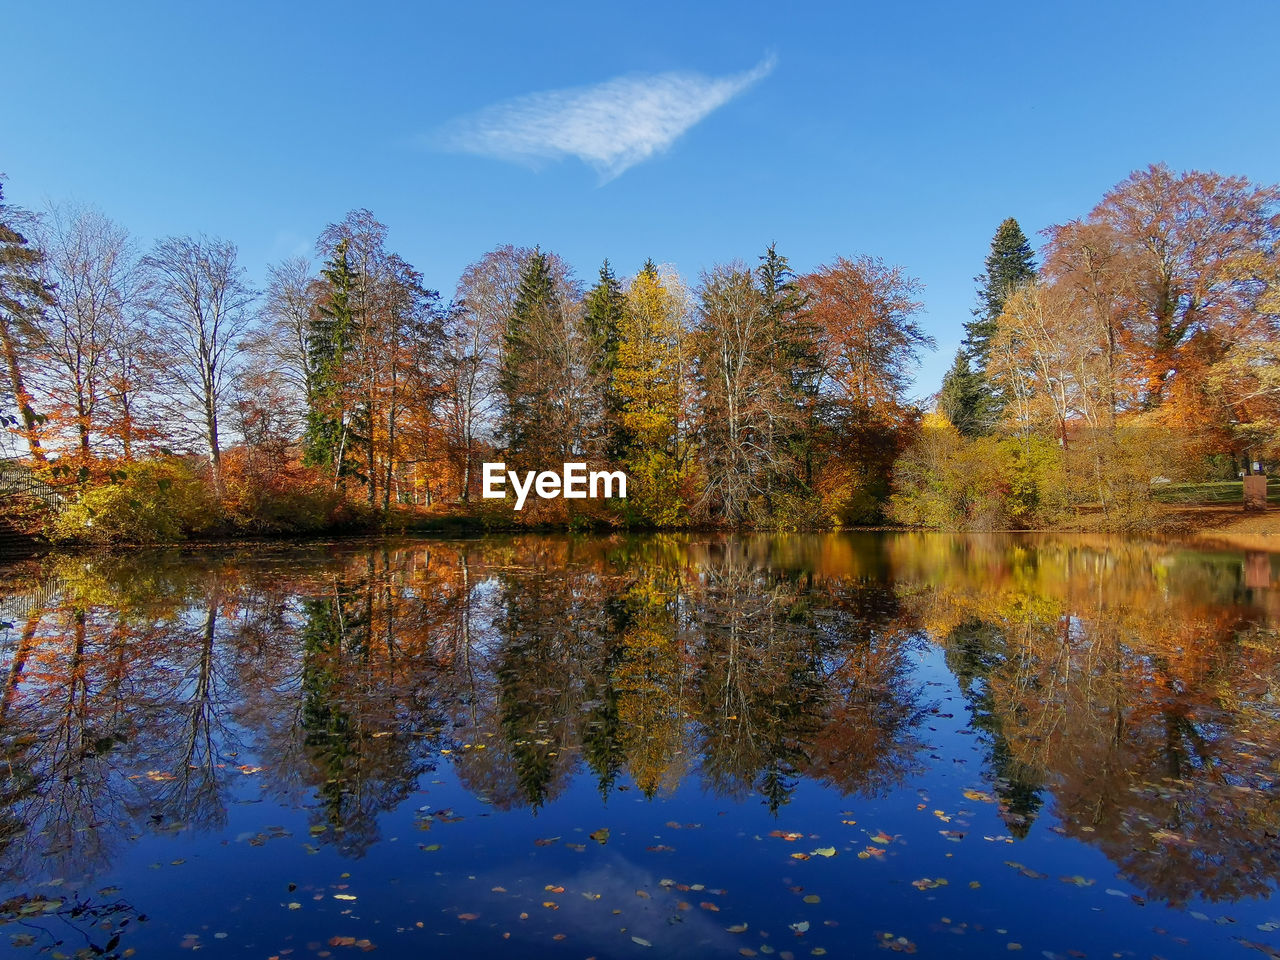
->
937 349 985 437
756 244 817 488
962 218 1037 430
583 259 627 454
304 239 360 479
583 259 625 375
499 249 565 463
0 183 54 461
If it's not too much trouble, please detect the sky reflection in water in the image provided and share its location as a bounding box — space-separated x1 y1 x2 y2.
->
0 533 1277 959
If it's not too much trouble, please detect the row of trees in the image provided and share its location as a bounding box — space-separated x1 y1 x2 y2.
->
1 177 934 531
911 163 1280 528
5 162 1275 535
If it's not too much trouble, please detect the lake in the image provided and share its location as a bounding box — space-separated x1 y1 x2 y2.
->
0 533 1277 959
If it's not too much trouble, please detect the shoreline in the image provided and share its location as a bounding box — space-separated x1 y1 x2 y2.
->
4 506 1276 561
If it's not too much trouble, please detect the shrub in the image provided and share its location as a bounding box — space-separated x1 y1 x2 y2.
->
888 415 1068 530
220 454 348 534
50 459 220 544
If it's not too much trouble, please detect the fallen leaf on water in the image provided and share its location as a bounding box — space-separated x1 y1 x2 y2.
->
700 902 720 912
870 831 894 845
803 895 821 904
963 789 994 803
910 878 947 891
727 923 748 933
1235 938 1280 958
635 890 650 899
589 828 610 844
545 885 564 893
790 921 810 934
790 853 810 861
1059 875 1094 887
811 847 836 858
458 913 479 921
632 936 652 947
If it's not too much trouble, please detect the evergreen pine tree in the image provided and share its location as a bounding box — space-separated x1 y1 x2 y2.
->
962 218 1037 430
756 243 818 488
583 259 625 374
304 238 360 477
583 259 627 454
499 248 564 462
937 349 985 437
963 218 1036 370
0 182 54 461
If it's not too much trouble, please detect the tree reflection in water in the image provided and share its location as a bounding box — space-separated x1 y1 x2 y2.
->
0 532 1274 923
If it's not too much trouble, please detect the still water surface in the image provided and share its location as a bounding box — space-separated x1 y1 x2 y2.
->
0 533 1278 959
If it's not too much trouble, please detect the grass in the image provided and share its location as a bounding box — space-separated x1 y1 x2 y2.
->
1152 479 1280 504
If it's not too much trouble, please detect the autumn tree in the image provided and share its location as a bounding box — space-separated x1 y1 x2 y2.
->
439 298 497 500
33 204 143 464
248 256 317 443
142 235 256 493
1040 219 1134 430
616 260 688 525
800 255 932 521
692 263 779 521
1085 164 1280 412
376 253 447 510
447 246 533 498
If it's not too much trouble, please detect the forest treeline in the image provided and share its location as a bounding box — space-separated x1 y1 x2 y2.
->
913 164 1280 529
0 161 1277 541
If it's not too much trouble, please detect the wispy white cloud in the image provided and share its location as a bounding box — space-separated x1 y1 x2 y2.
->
437 56 776 182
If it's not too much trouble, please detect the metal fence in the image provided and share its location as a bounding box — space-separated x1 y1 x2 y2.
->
0 457 69 513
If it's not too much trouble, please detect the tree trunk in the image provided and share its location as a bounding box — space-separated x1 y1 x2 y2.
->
0 313 47 463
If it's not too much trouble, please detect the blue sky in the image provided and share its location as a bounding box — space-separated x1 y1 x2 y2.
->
5 0 1279 395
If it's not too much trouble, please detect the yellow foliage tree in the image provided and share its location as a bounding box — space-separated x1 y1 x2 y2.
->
616 262 689 525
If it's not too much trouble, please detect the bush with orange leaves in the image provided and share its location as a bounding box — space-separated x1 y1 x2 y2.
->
218 447 361 534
